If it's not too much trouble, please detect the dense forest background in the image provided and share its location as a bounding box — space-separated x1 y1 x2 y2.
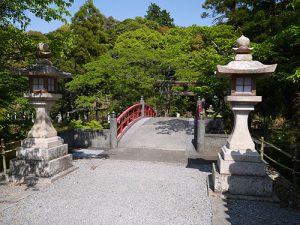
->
0 0 299 146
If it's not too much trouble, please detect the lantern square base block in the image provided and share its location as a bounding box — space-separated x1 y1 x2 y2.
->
10 136 73 179
212 147 272 197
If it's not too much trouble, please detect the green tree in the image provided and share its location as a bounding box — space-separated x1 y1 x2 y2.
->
67 25 237 117
47 24 75 74
145 3 175 27
253 25 300 127
71 0 108 69
202 0 300 135
201 0 299 42
0 0 74 139
0 0 73 29
67 28 163 112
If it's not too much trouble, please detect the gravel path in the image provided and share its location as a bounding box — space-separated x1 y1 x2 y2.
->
0 159 212 225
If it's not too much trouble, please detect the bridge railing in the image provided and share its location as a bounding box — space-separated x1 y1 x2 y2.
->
117 100 155 139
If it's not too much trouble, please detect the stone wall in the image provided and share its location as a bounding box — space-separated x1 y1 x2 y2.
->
58 129 111 149
202 134 229 154
195 118 229 157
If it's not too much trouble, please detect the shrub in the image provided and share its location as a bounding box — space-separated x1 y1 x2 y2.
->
70 119 103 129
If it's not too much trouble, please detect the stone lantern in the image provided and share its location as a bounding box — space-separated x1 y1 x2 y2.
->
10 43 73 180
213 35 277 196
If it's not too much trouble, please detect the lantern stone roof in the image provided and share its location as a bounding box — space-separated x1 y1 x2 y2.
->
14 42 72 79
217 35 277 77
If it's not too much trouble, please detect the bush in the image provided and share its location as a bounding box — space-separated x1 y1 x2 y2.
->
70 119 103 129
85 120 103 129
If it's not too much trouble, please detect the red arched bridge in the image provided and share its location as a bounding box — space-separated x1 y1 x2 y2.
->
112 98 195 155
117 102 155 139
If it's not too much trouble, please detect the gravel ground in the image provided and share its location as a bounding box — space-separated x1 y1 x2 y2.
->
225 198 300 225
211 191 300 225
0 159 212 225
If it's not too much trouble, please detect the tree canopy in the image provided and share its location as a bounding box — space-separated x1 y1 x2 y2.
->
201 0 300 42
145 3 175 27
0 0 299 142
0 0 73 29
71 0 108 68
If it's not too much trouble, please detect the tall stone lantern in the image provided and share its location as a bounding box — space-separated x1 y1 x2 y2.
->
10 43 73 180
213 36 277 196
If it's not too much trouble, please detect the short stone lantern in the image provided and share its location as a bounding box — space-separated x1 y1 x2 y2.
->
213 35 277 197
10 43 73 180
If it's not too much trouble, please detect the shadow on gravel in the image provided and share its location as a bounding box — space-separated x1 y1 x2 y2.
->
153 119 193 135
72 150 110 160
223 197 300 225
209 173 300 225
186 158 213 173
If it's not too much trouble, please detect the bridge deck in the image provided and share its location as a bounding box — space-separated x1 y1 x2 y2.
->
118 117 195 152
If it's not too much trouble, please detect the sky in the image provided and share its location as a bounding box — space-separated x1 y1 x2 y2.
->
26 0 214 33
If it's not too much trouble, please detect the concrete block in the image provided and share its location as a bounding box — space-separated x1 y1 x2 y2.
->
212 163 272 197
217 153 266 176
221 145 261 162
16 144 68 161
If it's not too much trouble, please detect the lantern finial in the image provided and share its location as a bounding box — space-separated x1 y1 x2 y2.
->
36 42 51 59
233 35 252 54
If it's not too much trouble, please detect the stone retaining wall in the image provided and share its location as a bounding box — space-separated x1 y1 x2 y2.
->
195 118 229 156
59 129 111 149
202 134 229 154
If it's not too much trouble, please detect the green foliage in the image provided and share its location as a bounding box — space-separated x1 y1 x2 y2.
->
74 96 97 109
0 0 73 29
253 25 300 125
202 0 300 136
254 25 300 80
202 0 299 42
145 3 175 27
70 119 103 129
110 17 159 44
269 128 298 150
0 26 37 69
67 24 237 116
0 0 298 144
0 0 74 139
71 0 108 67
70 119 85 129
46 24 75 74
86 120 103 129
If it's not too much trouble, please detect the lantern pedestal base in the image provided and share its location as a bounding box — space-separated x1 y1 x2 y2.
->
212 146 272 197
10 136 73 181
